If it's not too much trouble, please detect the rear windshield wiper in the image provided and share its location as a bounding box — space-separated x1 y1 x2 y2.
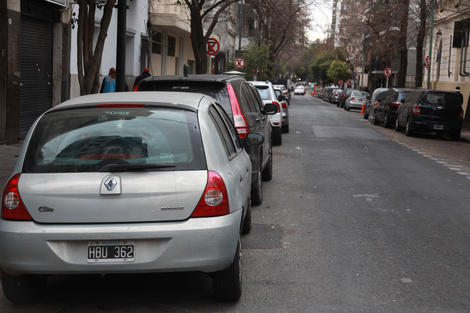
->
100 163 176 172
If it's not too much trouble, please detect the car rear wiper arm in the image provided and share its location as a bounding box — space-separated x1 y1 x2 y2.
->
100 163 176 172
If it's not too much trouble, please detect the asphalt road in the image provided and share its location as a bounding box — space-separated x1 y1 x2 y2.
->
1 94 470 312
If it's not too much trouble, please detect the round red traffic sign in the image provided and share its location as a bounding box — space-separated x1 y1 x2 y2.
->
425 56 431 69
347 79 352 86
206 38 220 56
338 79 344 86
235 57 245 69
384 67 392 77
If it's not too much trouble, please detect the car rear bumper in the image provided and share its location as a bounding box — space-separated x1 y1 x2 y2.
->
409 119 462 133
0 211 242 276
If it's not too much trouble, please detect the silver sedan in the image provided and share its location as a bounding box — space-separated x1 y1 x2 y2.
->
0 92 263 304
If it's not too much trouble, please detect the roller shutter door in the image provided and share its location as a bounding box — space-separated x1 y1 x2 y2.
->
20 16 53 135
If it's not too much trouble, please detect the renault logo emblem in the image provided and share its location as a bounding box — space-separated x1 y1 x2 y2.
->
104 177 118 191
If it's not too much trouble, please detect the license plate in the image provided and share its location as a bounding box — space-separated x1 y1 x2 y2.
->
87 241 135 263
433 124 444 130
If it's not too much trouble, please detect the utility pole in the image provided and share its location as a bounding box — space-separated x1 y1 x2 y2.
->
116 0 127 91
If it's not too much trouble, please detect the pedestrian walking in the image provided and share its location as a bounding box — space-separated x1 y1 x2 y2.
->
133 67 151 88
100 67 116 93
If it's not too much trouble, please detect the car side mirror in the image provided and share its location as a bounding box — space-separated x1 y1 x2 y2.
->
263 102 278 115
245 132 264 146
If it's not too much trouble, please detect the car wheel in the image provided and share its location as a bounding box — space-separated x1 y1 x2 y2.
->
212 239 242 302
373 112 379 125
405 119 413 137
262 148 273 181
241 200 251 235
273 131 282 146
383 112 391 128
395 118 402 132
282 123 289 133
1 271 47 305
449 129 461 141
251 169 263 206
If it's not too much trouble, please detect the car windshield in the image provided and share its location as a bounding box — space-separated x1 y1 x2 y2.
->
23 107 206 173
254 86 272 100
423 92 460 106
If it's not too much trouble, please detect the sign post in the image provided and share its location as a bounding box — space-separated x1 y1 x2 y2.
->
384 67 392 88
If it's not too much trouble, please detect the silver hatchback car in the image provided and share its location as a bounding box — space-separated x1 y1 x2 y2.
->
0 92 263 304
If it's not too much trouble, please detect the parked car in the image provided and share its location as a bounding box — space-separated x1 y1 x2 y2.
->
134 74 277 205
273 84 291 103
0 92 265 304
373 88 413 128
324 87 336 102
273 87 290 133
364 88 388 120
338 88 358 108
344 90 369 111
294 85 306 95
250 81 283 146
331 88 343 104
395 89 464 140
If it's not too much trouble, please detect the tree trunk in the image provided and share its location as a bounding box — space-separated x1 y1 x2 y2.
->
77 0 116 95
397 0 410 87
415 0 427 88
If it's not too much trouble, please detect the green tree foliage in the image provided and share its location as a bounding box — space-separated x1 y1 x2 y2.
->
327 60 351 84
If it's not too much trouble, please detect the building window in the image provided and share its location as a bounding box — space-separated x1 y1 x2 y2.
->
152 32 162 54
168 36 176 57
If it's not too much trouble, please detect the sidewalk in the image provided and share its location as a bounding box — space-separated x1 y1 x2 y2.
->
1 131 470 189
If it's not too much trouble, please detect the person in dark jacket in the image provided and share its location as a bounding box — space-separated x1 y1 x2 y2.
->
133 67 151 88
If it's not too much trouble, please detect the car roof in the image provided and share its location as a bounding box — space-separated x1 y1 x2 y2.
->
50 92 208 111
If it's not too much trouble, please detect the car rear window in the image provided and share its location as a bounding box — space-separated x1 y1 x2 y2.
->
137 81 232 117
397 91 411 102
423 92 460 106
23 107 206 173
254 85 272 100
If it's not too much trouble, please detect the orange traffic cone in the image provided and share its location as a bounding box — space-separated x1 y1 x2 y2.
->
361 103 365 114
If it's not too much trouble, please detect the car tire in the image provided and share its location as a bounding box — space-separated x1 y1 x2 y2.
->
251 169 263 206
395 118 402 132
212 239 242 302
363 111 369 119
273 131 282 146
449 129 461 141
1 271 47 305
241 201 252 235
282 124 289 133
262 148 273 181
405 119 413 137
383 112 391 128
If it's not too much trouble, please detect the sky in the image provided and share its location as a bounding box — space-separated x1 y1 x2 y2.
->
307 0 333 42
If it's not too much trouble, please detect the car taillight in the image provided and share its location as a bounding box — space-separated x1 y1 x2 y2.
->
272 101 281 112
413 105 420 114
350 98 355 101
191 171 229 217
342 94 346 99
392 101 400 107
374 100 379 107
226 83 249 138
281 102 288 109
95 103 145 108
2 174 33 221
459 108 464 120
